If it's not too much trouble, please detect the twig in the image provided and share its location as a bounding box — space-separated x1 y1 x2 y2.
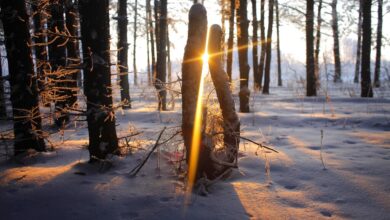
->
320 130 327 170
129 127 167 177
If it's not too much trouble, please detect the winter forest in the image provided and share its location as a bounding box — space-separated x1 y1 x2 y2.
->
0 0 389 219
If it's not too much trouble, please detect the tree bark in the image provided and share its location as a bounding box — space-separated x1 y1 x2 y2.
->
306 0 316 96
155 0 167 110
257 0 266 89
262 0 274 94
275 0 282 86
181 4 207 165
0 44 6 118
360 0 373 97
331 0 342 83
208 24 240 167
79 0 119 160
226 0 235 81
314 0 322 87
251 0 259 89
237 0 250 112
374 0 382 87
354 0 363 83
133 0 138 86
117 0 131 108
146 0 156 86
1 0 46 154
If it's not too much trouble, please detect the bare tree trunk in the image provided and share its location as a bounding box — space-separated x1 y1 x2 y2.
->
147 0 156 86
257 0 266 89
262 0 274 94
117 0 131 108
79 0 119 160
65 0 80 107
181 3 207 166
0 47 6 118
1 0 46 154
314 0 322 87
155 0 167 110
354 0 363 83
331 0 342 83
251 0 259 89
146 17 151 85
374 0 383 87
208 24 240 167
275 0 282 86
306 0 316 96
361 0 373 97
133 0 138 86
237 0 250 112
167 26 172 85
226 0 235 81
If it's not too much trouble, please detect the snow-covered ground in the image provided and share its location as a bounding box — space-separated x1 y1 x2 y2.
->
0 82 389 219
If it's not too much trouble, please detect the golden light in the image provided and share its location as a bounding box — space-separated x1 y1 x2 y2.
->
186 27 211 198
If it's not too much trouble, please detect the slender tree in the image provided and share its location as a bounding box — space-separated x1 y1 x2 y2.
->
251 0 259 89
306 0 316 96
314 0 323 86
133 0 138 85
48 1 71 126
226 0 235 81
65 0 80 107
331 0 342 82
262 0 274 94
146 0 156 86
117 0 131 108
79 0 119 160
155 0 167 110
360 0 373 97
374 0 383 87
1 0 46 154
257 0 266 89
275 0 282 86
237 0 250 112
354 0 363 83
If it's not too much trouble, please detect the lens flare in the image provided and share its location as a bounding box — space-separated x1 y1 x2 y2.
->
186 27 210 198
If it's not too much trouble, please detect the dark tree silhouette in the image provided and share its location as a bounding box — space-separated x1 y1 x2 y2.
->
226 0 235 81
275 0 282 87
262 0 274 94
257 0 266 89
155 0 167 110
306 0 316 96
79 0 119 160
133 0 138 85
314 0 323 86
117 0 131 108
237 0 250 112
0 0 46 154
331 0 342 83
354 0 363 83
360 0 373 97
251 0 259 88
374 0 383 87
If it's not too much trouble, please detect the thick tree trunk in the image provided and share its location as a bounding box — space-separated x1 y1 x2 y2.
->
374 0 382 87
257 0 266 89
155 0 167 110
1 0 46 154
181 4 207 165
133 0 138 86
65 0 80 107
226 0 235 81
117 0 131 108
251 0 259 89
31 0 48 92
237 0 250 112
360 0 373 97
314 0 322 87
275 0 282 87
354 0 363 83
262 0 274 94
208 24 240 167
331 0 342 83
48 1 71 126
79 0 119 160
306 0 316 96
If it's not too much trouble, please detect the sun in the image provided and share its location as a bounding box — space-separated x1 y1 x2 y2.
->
202 53 209 63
